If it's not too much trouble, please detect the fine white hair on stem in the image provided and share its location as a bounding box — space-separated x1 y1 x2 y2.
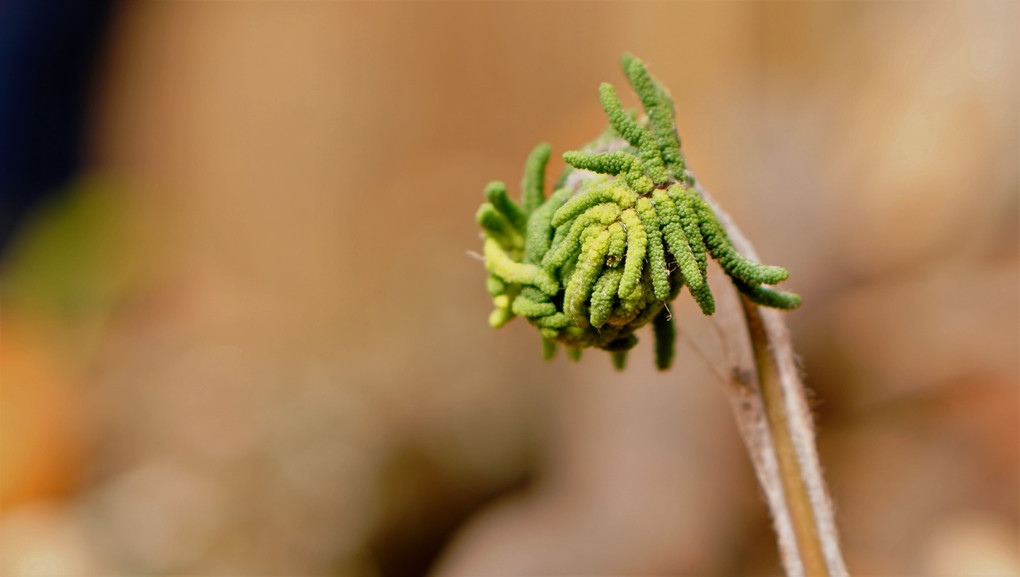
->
694 180 848 577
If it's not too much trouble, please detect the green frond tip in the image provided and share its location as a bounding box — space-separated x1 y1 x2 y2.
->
653 306 676 371
564 227 613 326
567 347 583 362
597 81 670 185
653 188 704 292
562 151 654 195
684 191 790 286
551 180 635 228
598 83 643 144
604 222 627 268
672 189 710 278
733 277 803 310
524 188 571 264
590 267 622 329
621 53 685 179
483 238 558 295
544 203 620 269
634 197 671 301
512 295 556 318
521 143 552 214
485 181 526 232
617 209 646 297
690 284 716 316
485 275 505 297
489 306 514 328
611 350 628 371
620 52 637 74
541 336 557 360
476 203 511 238
537 312 569 329
562 150 633 178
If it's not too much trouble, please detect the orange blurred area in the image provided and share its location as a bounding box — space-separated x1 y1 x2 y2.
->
1 312 84 508
0 2 1017 576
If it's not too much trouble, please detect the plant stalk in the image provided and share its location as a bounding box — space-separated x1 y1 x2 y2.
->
741 295 830 576
695 182 848 577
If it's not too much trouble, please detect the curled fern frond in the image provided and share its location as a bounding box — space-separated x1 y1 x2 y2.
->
476 53 800 370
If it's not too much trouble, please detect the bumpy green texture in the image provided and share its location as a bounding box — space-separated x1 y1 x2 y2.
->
476 53 801 370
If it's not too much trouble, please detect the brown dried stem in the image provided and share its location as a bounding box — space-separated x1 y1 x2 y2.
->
695 182 848 577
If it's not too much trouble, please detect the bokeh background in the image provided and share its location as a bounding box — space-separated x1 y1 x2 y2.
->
1 2 1017 576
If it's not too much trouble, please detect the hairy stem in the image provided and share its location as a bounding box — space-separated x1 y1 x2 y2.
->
741 295 830 576
695 182 847 577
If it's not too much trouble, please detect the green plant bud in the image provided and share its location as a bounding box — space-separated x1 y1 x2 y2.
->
476 53 801 370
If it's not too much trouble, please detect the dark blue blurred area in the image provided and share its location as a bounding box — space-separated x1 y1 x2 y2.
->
0 0 115 252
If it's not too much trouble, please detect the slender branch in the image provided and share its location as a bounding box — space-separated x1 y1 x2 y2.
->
695 182 848 577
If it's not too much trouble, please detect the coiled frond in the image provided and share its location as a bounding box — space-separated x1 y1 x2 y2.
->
477 53 800 370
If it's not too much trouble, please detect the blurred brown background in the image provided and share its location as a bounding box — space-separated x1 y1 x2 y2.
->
1 2 1017 576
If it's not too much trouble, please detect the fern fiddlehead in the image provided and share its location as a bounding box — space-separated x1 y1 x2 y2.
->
477 53 801 370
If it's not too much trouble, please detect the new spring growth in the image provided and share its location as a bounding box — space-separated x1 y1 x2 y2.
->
476 53 801 370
